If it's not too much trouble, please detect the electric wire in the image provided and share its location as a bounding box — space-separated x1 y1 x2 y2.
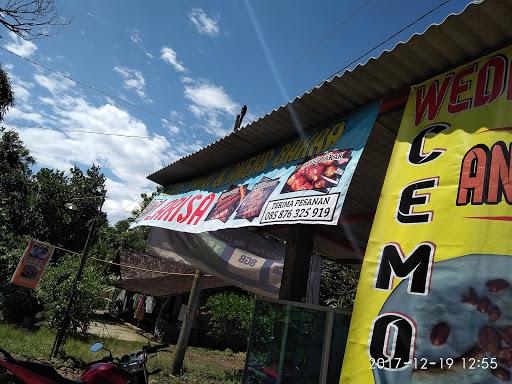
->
0 45 174 124
282 0 373 79
2 1 453 141
4 121 169 140
318 0 453 85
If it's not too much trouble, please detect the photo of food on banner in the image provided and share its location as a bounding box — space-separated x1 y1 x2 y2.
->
373 254 512 384
20 264 40 280
281 149 352 194
205 184 249 222
235 177 280 221
29 245 49 261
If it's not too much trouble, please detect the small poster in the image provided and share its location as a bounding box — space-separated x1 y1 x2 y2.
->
11 239 54 289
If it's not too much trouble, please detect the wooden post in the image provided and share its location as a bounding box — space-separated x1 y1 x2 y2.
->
171 270 203 375
279 225 314 302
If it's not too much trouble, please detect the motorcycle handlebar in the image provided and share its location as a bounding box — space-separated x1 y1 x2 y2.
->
144 344 169 354
88 356 113 365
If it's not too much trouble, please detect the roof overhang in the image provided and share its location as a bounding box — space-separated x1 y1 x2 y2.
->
148 0 512 187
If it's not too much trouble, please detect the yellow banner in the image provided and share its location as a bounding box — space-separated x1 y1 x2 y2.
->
341 45 512 383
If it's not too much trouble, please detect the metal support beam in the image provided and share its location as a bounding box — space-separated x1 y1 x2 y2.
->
171 270 203 375
279 225 314 302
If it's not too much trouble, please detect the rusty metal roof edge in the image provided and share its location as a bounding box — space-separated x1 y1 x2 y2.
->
147 0 487 185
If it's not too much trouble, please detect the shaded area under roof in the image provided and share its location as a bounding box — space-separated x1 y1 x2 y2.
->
148 0 512 187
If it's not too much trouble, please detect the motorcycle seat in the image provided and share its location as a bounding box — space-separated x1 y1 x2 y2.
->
12 359 83 384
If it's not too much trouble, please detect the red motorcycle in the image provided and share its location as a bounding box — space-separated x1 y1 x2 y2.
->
0 341 169 384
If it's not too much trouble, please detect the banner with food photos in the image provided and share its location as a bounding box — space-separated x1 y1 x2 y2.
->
341 46 512 383
11 239 54 289
132 103 379 233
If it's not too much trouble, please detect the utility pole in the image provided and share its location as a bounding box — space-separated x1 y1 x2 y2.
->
50 194 105 358
171 270 203 375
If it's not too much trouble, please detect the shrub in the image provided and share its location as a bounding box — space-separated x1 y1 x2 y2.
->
202 292 255 351
36 254 106 338
320 259 360 310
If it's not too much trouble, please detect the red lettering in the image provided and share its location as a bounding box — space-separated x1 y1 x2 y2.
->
145 200 173 221
448 64 476 114
167 196 192 222
177 195 203 223
474 56 506 107
457 145 489 205
415 75 453 126
507 60 512 101
157 199 182 221
141 200 165 220
188 193 216 225
488 142 512 204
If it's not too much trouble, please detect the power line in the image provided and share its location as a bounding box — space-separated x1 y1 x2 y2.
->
283 0 373 79
0 45 174 124
4 121 170 140
319 0 452 85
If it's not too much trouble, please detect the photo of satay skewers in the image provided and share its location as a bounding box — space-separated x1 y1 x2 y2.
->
205 184 249 222
281 149 353 194
234 177 280 221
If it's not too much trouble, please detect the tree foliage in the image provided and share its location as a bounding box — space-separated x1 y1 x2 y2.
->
202 292 255 351
36 254 106 336
320 259 360 310
0 130 34 239
0 66 14 119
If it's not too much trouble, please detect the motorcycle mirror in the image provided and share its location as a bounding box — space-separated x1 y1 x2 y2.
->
90 342 104 353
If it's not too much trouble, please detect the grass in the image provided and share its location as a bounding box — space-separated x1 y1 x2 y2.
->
0 323 245 384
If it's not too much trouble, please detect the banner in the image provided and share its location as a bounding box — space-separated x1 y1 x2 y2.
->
132 103 379 233
148 227 322 299
11 239 54 289
341 46 512 383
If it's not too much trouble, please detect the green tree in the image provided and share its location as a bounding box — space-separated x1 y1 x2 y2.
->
202 292 255 351
0 130 34 240
36 254 106 337
320 259 360 310
0 66 14 118
28 164 107 254
93 187 161 260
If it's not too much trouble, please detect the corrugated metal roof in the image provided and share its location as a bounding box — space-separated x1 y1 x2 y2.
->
148 0 512 186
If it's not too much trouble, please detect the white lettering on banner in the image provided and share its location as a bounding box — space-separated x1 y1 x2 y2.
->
228 249 266 281
260 193 339 224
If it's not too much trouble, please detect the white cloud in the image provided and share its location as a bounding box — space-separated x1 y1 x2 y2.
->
10 89 176 223
4 32 37 57
183 78 238 137
34 73 75 94
8 74 33 102
189 8 220 36
128 29 142 44
113 65 149 101
160 47 186 72
6 107 46 124
162 119 180 135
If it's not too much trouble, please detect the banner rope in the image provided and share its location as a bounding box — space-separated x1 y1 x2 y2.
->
22 235 212 277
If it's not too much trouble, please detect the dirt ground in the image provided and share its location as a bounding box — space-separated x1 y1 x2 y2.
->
87 320 148 342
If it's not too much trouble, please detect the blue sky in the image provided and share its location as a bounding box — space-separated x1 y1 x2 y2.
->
0 0 474 222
